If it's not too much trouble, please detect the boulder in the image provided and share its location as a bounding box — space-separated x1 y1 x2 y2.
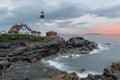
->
66 37 84 48
0 43 11 49
52 72 79 80
65 36 98 54
103 62 120 80
66 37 98 48
82 62 120 80
0 59 11 75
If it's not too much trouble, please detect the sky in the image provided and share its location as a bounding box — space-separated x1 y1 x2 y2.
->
0 0 120 34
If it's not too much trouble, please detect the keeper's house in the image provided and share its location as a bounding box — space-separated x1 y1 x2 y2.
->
8 23 41 36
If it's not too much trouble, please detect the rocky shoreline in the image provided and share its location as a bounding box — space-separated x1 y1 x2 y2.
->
53 62 120 80
81 62 120 80
0 34 119 80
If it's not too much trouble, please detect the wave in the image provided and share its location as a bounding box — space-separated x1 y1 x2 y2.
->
89 43 109 55
58 54 82 59
76 71 100 78
41 59 67 71
41 43 109 78
57 43 109 59
41 59 100 78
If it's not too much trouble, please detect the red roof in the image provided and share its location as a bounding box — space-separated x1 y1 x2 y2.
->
46 31 57 36
8 24 31 33
47 31 57 34
31 30 41 34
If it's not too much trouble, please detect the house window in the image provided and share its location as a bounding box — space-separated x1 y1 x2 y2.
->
12 28 17 30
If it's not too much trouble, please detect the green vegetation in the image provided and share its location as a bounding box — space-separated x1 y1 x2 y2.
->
43 37 52 42
0 33 52 42
2 33 31 38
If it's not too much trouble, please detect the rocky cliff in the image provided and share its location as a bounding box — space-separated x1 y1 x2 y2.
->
0 35 98 79
0 35 97 63
0 35 65 77
0 36 65 63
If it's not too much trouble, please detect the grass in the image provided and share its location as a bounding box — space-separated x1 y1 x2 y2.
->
4 33 31 37
36 36 52 42
43 37 52 42
0 33 52 42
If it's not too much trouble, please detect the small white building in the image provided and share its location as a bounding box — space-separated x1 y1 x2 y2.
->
8 24 40 36
0 31 7 34
31 30 41 36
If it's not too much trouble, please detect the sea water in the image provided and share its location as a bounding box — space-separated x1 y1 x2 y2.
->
42 34 120 78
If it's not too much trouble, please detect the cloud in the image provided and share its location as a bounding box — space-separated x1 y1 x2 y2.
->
0 0 120 34
43 14 120 32
89 4 120 18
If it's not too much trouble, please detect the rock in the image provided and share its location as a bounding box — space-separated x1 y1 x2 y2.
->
0 59 11 75
0 42 11 49
82 62 120 80
80 50 90 54
80 69 85 73
103 62 120 80
66 37 84 48
66 36 98 48
3 37 66 63
7 56 21 62
105 43 111 46
24 37 65 62
24 78 29 80
0 36 98 63
65 36 98 54
52 72 80 80
10 78 16 80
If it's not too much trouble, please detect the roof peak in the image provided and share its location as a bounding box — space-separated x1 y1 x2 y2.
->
14 23 27 26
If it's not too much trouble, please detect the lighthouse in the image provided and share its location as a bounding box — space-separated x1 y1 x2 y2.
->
39 11 46 36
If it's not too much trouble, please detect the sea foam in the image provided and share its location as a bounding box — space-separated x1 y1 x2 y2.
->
57 43 109 59
76 71 100 78
41 43 109 78
41 59 67 71
90 43 109 55
42 59 100 78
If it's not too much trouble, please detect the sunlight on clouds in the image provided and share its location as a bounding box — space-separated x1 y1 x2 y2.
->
42 14 120 34
0 0 120 34
46 14 120 28
91 23 120 34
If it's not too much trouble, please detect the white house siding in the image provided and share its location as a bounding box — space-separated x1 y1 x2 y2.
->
19 26 31 35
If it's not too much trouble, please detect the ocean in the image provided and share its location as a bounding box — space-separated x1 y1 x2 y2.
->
42 34 120 78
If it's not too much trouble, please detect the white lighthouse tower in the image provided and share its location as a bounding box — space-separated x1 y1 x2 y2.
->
39 11 46 36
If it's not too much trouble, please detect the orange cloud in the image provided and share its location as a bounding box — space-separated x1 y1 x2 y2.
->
89 23 120 34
